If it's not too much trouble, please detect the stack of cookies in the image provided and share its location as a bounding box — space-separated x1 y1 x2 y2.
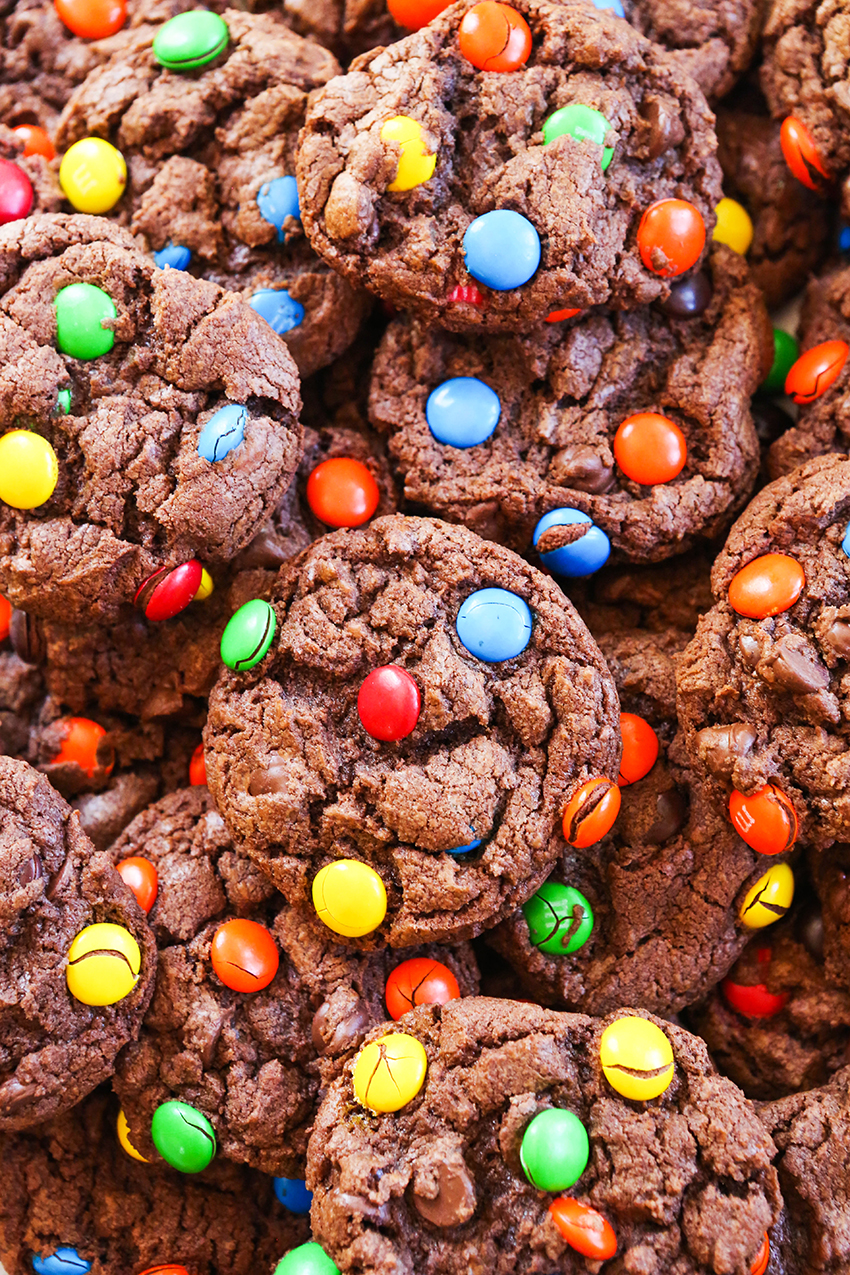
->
2 0 850 1270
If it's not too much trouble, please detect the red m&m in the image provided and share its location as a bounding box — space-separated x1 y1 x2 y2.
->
562 777 621 847
54 0 126 37
0 158 33 226
721 949 788 1019
545 307 581 323
614 413 686 486
729 784 798 856
780 117 829 190
140 1267 191 1275
135 560 203 622
50 717 113 778
447 283 485 307
116 856 159 913
458 2 532 72
637 199 706 278
549 1198 617 1260
386 958 460 1020
13 125 56 161
357 666 421 741
211 918 279 992
189 743 207 786
306 457 380 528
388 0 451 27
0 593 10 642
728 554 805 619
784 339 848 404
618 713 659 786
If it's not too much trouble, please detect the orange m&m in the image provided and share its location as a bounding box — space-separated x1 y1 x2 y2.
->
780 116 830 190
614 412 686 486
12 125 56 161
189 743 207 786
618 713 659 786
0 593 10 642
458 2 532 72
116 856 159 913
211 918 279 992
562 777 621 848
728 553 805 619
139 1267 191 1275
306 457 380 529
637 199 706 277
549 1198 617 1260
50 717 113 778
750 1234 770 1275
386 957 460 1020
784 339 848 405
388 0 451 27
545 307 581 322
54 0 126 38
729 784 798 856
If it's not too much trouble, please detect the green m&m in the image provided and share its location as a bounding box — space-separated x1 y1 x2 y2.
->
520 1108 590 1192
54 282 116 359
153 10 229 70
522 881 594 955
761 327 799 395
274 1243 340 1275
542 104 614 171
151 1099 216 1173
220 598 276 671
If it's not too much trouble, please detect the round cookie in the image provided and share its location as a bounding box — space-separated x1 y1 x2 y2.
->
204 514 621 948
308 997 781 1274
0 755 156 1129
0 213 303 624
55 10 371 376
677 454 850 850
109 786 480 1174
296 0 724 330
0 1089 310 1275
368 245 768 562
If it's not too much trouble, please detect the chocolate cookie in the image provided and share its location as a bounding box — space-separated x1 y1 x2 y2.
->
296 0 723 330
0 1089 309 1275
677 454 850 851
368 245 768 563
205 514 621 948
55 11 370 375
109 786 479 1175
0 213 302 625
308 997 781 1273
565 547 714 636
619 0 763 103
0 755 156 1129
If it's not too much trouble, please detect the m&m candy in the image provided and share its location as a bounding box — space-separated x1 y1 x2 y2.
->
426 377 501 448
549 1198 617 1260
139 1267 190 1275
250 288 304 334
599 1016 674 1101
739 863 795 929
618 713 659 785
13 124 56 160
32 1249 92 1275
357 666 421 740
780 116 830 190
545 307 582 322
256 175 300 242
0 593 10 642
784 339 848 404
385 957 460 1019
273 1243 339 1275
614 413 686 485
210 918 279 991
154 243 191 270
637 199 706 277
312 860 387 937
522 882 594 955
380 115 437 191
721 954 788 1019
750 1234 770 1275
54 0 125 37
761 328 799 394
447 836 483 855
116 856 158 913
463 210 541 291
542 104 613 170
353 1031 427 1112
189 743 207 786
273 1177 313 1214
306 457 380 527
562 777 620 848
220 599 277 671
455 587 532 662
151 1100 216 1173
0 158 33 225
117 1108 149 1162
447 283 485 307
388 0 451 25
50 717 113 779
54 282 116 359
533 509 611 578
0 430 58 509
197 403 247 463
193 568 214 603
153 10 229 68
59 138 126 214
729 784 798 855
135 560 203 622
712 197 753 255
66 923 141 1006
520 1108 589 1192
458 2 531 71
728 554 805 619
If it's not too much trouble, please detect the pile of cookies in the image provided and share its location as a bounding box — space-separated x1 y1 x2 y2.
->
3 0 850 1270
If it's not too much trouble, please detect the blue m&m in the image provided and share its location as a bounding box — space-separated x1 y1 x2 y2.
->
32 1250 91 1275
274 1177 314 1214
842 521 850 558
463 210 540 291
257 176 300 242
533 509 611 577
590 0 625 14
426 377 500 448
154 243 191 270
198 403 246 462
250 289 305 335
447 836 483 855
456 588 532 662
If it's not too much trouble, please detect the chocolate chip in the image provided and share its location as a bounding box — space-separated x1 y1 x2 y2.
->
738 634 762 667
412 1160 476 1228
0 1077 38 1115
9 609 45 664
17 855 43 885
645 788 687 842
821 619 850 658
237 527 290 570
311 998 372 1055
46 855 74 900
248 762 290 796
694 723 757 776
659 271 712 319
760 634 830 694
546 445 615 494
796 903 824 962
639 93 685 159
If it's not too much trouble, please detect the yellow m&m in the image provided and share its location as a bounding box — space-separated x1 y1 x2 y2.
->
712 197 753 256
60 137 126 214
66 922 141 1006
380 116 437 192
0 430 59 509
739 862 795 929
312 859 387 937
353 1032 427 1112
117 1107 149 1162
599 1016 674 1101
193 567 214 602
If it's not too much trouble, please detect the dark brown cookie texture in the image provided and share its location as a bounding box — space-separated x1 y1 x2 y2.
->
760 1067 850 1275
565 547 714 636
205 514 621 948
54 11 370 376
296 0 723 331
308 998 781 1275
715 90 833 309
0 213 303 625
369 245 768 563
620 0 763 103
0 1089 309 1275
107 786 478 1174
0 755 156 1129
677 454 850 850
766 263 850 478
